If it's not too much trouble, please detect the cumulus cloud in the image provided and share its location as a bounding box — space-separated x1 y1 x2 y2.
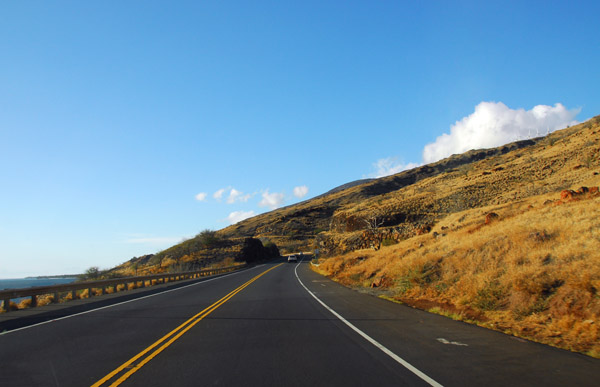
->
259 190 285 210
227 188 252 204
371 157 421 178
293 185 309 199
213 188 226 201
227 210 256 224
195 192 207 201
422 102 579 164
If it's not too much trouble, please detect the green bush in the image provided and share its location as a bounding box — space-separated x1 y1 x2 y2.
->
81 266 100 280
381 238 397 247
474 284 506 311
236 238 280 263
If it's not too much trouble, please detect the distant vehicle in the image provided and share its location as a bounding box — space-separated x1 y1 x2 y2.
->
287 255 297 263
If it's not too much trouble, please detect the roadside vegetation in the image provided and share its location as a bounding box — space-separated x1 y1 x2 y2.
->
6 115 598 359
1 230 275 313
306 117 600 358
103 229 269 278
313 188 600 357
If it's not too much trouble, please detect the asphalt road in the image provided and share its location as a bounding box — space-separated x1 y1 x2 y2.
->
1 258 598 386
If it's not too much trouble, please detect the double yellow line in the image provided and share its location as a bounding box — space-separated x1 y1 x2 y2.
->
92 263 283 387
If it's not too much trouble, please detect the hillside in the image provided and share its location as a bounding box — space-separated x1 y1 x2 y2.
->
307 116 600 357
109 116 600 357
115 115 598 273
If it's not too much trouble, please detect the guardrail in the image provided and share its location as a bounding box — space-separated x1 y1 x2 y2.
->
0 264 247 312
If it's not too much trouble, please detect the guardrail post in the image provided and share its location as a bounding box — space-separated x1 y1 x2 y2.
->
0 264 245 313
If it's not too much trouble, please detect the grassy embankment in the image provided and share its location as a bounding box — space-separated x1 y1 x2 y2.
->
313 188 600 357
1 256 239 313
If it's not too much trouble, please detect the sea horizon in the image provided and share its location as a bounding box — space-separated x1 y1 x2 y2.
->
0 277 78 291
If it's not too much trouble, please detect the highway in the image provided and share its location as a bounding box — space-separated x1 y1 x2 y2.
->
1 258 598 386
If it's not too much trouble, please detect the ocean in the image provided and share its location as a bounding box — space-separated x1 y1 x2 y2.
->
0 278 78 303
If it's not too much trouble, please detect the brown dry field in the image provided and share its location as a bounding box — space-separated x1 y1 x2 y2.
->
313 117 600 357
7 116 596 360
314 192 600 357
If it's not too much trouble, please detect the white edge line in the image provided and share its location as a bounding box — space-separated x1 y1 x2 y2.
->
1 265 262 336
294 259 443 387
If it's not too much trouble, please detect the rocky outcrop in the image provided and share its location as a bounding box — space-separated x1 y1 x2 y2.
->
558 186 599 203
485 212 500 224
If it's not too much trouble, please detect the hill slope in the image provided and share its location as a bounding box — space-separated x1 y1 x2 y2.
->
117 115 599 273
110 116 600 357
309 116 600 357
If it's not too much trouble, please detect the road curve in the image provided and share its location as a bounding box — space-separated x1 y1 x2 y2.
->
1 258 598 386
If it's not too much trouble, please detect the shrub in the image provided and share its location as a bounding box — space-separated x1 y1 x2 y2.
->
381 238 397 247
197 229 218 247
236 238 280 263
81 266 100 280
474 283 506 311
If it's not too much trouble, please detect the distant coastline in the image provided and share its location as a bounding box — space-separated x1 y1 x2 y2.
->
0 277 78 293
24 274 80 279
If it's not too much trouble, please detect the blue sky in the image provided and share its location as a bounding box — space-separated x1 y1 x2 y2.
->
1 1 599 277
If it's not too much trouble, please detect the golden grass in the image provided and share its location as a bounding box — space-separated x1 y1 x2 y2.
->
17 298 32 309
0 270 233 314
317 191 600 357
36 294 55 307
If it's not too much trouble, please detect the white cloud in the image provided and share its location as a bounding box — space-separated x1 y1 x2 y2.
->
293 185 309 199
213 188 226 201
227 210 256 224
195 192 207 201
371 157 421 178
259 190 285 210
422 102 580 164
227 188 252 204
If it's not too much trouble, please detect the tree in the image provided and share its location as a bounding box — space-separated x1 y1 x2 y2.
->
83 266 100 280
236 238 280 263
237 238 264 263
263 241 280 259
363 215 384 230
197 229 218 247
363 214 385 251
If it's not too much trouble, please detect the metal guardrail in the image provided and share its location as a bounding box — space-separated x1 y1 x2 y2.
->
0 264 247 312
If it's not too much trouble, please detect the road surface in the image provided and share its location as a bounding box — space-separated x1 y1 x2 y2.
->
1 259 598 386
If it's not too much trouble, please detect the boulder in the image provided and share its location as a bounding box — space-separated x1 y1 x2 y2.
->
559 187 599 201
416 225 432 235
485 212 500 224
560 190 575 200
529 231 551 242
371 276 384 288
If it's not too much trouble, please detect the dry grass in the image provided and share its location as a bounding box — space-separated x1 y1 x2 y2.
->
1 271 230 314
36 294 55 307
316 191 600 357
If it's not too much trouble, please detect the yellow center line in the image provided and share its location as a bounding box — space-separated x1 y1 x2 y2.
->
92 263 283 387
